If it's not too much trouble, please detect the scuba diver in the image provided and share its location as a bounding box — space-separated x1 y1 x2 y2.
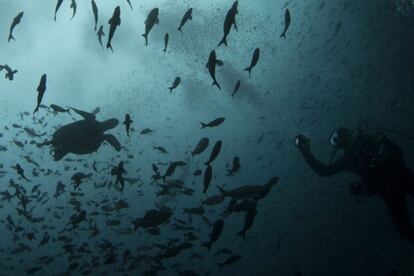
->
295 127 414 242
111 161 126 193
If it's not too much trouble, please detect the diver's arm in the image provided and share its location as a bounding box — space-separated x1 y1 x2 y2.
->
301 149 346 177
295 134 346 177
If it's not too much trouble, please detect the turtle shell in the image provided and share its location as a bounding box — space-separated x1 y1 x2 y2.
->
52 120 104 156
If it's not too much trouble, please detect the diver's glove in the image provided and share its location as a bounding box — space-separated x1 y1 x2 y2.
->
295 134 311 154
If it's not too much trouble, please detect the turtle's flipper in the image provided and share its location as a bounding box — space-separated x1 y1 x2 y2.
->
53 148 68 161
104 134 121 151
67 106 96 121
101 118 119 131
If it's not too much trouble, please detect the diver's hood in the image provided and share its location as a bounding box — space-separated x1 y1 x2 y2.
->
330 127 352 149
330 131 340 147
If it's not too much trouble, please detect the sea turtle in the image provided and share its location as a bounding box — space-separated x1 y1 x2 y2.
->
38 108 121 161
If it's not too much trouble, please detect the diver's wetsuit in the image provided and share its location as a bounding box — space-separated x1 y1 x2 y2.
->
300 132 414 241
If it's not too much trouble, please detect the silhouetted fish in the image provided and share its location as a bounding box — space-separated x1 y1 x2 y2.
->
178 8 193 33
34 74 47 114
192 137 209 157
232 80 241 97
54 0 64 21
203 165 212 193
107 6 121 52
217 254 242 269
142 8 159 46
205 140 222 166
123 114 133 138
91 0 98 31
163 33 169 54
280 8 291 38
244 48 260 76
8 12 24 42
70 0 77 20
168 77 181 93
97 25 105 48
126 0 133 10
206 50 223 90
200 117 225 129
202 219 224 251
218 1 238 47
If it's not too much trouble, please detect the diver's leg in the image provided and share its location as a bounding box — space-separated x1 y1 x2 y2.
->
382 191 414 241
401 168 414 198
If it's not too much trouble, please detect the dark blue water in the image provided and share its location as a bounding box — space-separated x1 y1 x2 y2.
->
0 0 414 275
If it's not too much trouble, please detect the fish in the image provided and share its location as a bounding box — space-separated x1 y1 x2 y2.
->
34 74 47 114
71 172 91 189
142 8 159 46
38 232 50 247
193 169 202 176
162 161 186 181
205 140 222 166
106 219 121 226
200 117 225 129
53 181 65 199
146 227 160 235
202 194 224 206
50 104 70 114
123 114 133 138
8 12 24 42
202 219 224 251
0 64 18 80
206 50 223 90
54 0 64 21
114 199 129 211
218 254 242 269
232 80 241 97
70 210 87 227
70 0 77 20
178 8 193 33
91 0 98 31
213 248 232 256
26 266 42 274
218 1 238 47
13 140 24 148
23 127 46 137
131 207 172 231
140 128 154 135
203 165 212 193
244 48 260 76
333 21 342 37
153 146 167 154
97 25 105 48
227 156 241 176
13 164 29 181
152 163 161 176
168 77 181 93
111 161 126 193
11 244 31 255
237 200 257 239
107 6 121 52
280 8 291 39
163 33 169 54
157 242 193 260
192 138 209 157
126 0 133 10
